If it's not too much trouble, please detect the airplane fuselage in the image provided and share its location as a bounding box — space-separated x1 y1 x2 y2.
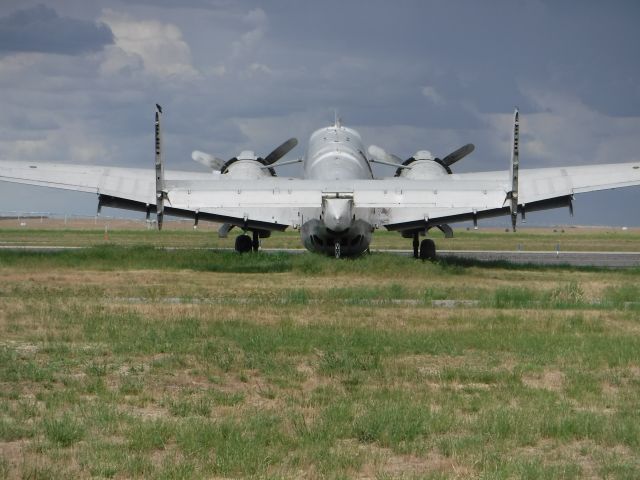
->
301 124 374 256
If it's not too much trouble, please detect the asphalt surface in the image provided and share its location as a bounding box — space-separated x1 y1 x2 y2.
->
2 245 640 267
436 250 640 267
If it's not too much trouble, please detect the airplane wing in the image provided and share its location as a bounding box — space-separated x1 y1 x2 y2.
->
1 160 639 232
0 160 222 196
0 160 304 231
378 162 640 231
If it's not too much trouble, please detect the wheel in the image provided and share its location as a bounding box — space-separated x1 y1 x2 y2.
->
252 231 260 251
235 234 253 253
412 233 419 258
334 241 341 259
419 239 436 260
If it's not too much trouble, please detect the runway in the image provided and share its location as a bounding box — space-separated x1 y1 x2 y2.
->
435 250 640 267
263 248 640 267
2 244 640 267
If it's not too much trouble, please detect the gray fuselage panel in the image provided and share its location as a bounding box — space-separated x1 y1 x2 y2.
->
302 125 373 256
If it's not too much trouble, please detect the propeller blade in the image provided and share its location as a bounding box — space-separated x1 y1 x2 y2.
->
262 138 298 166
368 145 403 165
441 143 475 167
192 150 226 171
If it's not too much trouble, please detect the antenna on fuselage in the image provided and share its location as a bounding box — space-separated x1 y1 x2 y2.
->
334 109 341 128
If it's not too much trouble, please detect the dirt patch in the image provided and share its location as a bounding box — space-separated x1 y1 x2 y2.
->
0 440 29 480
350 440 472 479
522 369 565 391
123 405 167 419
297 361 333 394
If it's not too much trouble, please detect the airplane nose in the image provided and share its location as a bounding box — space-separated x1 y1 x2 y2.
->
322 197 353 232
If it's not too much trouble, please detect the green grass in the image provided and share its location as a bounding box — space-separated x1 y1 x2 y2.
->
0 238 639 478
2 245 639 282
43 414 85 447
2 223 640 252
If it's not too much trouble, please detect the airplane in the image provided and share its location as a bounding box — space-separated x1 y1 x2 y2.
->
1 106 639 259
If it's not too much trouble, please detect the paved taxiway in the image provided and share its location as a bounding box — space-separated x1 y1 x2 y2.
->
435 250 640 267
264 248 640 267
2 245 640 267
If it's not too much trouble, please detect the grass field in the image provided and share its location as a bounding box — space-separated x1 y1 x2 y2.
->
0 237 639 478
1 219 640 252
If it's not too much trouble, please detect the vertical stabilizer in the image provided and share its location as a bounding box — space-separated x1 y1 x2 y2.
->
155 104 165 230
509 107 520 232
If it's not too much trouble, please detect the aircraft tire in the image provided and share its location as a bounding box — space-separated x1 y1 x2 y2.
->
235 234 253 253
419 239 436 261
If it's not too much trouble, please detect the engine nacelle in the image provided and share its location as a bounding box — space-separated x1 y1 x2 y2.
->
395 150 451 179
221 150 275 179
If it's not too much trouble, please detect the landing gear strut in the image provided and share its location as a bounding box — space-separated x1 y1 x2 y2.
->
252 231 260 252
235 234 253 253
412 233 419 259
334 241 341 259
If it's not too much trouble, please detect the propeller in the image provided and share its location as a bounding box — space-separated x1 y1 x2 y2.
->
439 143 475 167
260 138 298 166
192 137 298 171
192 150 226 170
368 145 405 167
369 143 475 175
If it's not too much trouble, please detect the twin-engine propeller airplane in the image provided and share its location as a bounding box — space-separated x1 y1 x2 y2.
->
1 106 639 258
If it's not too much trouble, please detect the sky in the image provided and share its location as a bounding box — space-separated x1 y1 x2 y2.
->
0 0 639 226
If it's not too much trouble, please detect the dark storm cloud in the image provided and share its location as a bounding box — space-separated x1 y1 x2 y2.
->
0 4 113 55
120 0 232 9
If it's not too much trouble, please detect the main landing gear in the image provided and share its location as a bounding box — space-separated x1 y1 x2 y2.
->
412 232 436 261
234 231 260 253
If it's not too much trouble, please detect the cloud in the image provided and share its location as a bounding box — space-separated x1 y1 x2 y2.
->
0 4 113 55
481 88 640 169
99 9 199 79
121 0 230 9
232 8 268 57
421 86 445 105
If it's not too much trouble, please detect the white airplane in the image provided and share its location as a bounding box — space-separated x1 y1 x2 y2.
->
1 107 639 259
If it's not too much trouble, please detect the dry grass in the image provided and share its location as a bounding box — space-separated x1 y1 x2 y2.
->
0 246 639 478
